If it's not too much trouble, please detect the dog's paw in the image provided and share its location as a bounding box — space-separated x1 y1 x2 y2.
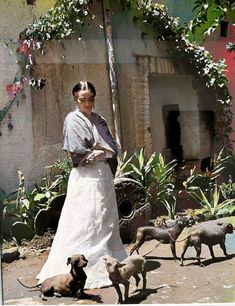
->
39 294 47 301
117 298 123 304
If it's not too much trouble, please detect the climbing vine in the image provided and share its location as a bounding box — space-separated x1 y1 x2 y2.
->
1 0 233 151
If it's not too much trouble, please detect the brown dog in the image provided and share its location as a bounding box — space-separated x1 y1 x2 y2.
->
17 254 88 300
103 254 147 304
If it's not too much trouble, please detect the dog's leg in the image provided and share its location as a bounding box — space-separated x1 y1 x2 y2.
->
170 242 177 260
123 281 130 301
74 287 89 300
193 241 203 266
208 245 215 258
180 238 190 266
130 231 145 255
131 274 140 293
113 283 123 304
141 271 147 291
80 289 90 299
220 242 229 257
54 292 62 298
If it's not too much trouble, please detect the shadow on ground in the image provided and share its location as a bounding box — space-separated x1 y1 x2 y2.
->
181 253 235 267
124 284 168 304
145 259 160 272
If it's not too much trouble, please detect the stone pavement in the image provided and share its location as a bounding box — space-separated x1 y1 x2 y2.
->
2 225 235 305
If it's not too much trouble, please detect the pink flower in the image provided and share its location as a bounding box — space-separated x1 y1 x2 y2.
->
6 83 17 96
15 82 24 94
6 82 24 96
16 43 30 54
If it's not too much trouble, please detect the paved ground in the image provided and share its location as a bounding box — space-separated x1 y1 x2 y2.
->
2 217 235 305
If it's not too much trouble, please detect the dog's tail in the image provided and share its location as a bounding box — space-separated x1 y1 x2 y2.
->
17 278 41 289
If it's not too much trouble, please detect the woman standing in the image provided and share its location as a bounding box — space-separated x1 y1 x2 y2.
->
37 81 127 288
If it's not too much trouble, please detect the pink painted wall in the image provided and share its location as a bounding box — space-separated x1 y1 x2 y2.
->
204 25 235 152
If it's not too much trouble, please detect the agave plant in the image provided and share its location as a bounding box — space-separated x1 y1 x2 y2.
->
185 185 235 218
115 149 178 218
123 147 156 195
220 175 235 200
183 148 230 198
115 151 134 179
152 153 177 219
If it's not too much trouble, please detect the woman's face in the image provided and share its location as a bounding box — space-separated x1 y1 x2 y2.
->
75 89 95 117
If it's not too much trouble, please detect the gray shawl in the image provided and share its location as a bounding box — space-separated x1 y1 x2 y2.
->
63 109 117 165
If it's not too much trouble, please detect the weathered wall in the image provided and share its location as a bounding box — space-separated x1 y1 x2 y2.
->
165 0 235 152
0 0 220 193
0 0 56 193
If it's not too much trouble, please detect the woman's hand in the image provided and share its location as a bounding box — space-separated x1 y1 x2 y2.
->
86 149 106 163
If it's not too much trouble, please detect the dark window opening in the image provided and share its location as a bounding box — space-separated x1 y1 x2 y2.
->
220 21 228 37
163 104 184 168
26 0 36 5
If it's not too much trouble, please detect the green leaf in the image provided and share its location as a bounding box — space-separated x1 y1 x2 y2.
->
130 164 143 178
33 193 46 202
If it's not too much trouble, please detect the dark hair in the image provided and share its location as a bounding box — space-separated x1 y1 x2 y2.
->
72 81 96 97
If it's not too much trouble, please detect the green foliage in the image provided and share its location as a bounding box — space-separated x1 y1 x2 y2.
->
183 148 230 197
115 151 133 179
183 148 235 218
226 42 235 52
130 0 180 40
128 148 156 193
220 175 235 200
26 0 93 42
152 154 177 220
185 185 234 217
186 0 235 43
117 148 177 219
1 157 72 241
216 203 235 217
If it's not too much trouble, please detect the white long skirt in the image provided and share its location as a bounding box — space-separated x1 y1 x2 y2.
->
36 161 127 289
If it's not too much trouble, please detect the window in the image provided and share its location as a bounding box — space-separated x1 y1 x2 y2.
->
220 21 228 37
26 0 36 5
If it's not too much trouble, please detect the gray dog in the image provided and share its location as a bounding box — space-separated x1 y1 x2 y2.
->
130 216 193 259
17 254 88 300
180 221 234 266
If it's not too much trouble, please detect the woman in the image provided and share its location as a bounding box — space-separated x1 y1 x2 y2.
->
37 81 127 289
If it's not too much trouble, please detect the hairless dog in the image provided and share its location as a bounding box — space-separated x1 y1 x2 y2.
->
180 221 234 266
103 254 147 304
130 216 193 259
17 254 88 300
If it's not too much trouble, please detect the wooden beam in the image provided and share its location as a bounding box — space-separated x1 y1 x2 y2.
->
101 0 123 152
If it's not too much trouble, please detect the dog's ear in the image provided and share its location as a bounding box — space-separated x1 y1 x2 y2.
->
66 257 71 265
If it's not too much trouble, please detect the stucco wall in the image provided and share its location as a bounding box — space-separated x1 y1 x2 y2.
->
0 0 55 193
0 0 220 194
165 0 235 152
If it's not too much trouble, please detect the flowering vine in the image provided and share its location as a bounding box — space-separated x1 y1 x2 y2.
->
1 0 233 151
122 0 233 152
